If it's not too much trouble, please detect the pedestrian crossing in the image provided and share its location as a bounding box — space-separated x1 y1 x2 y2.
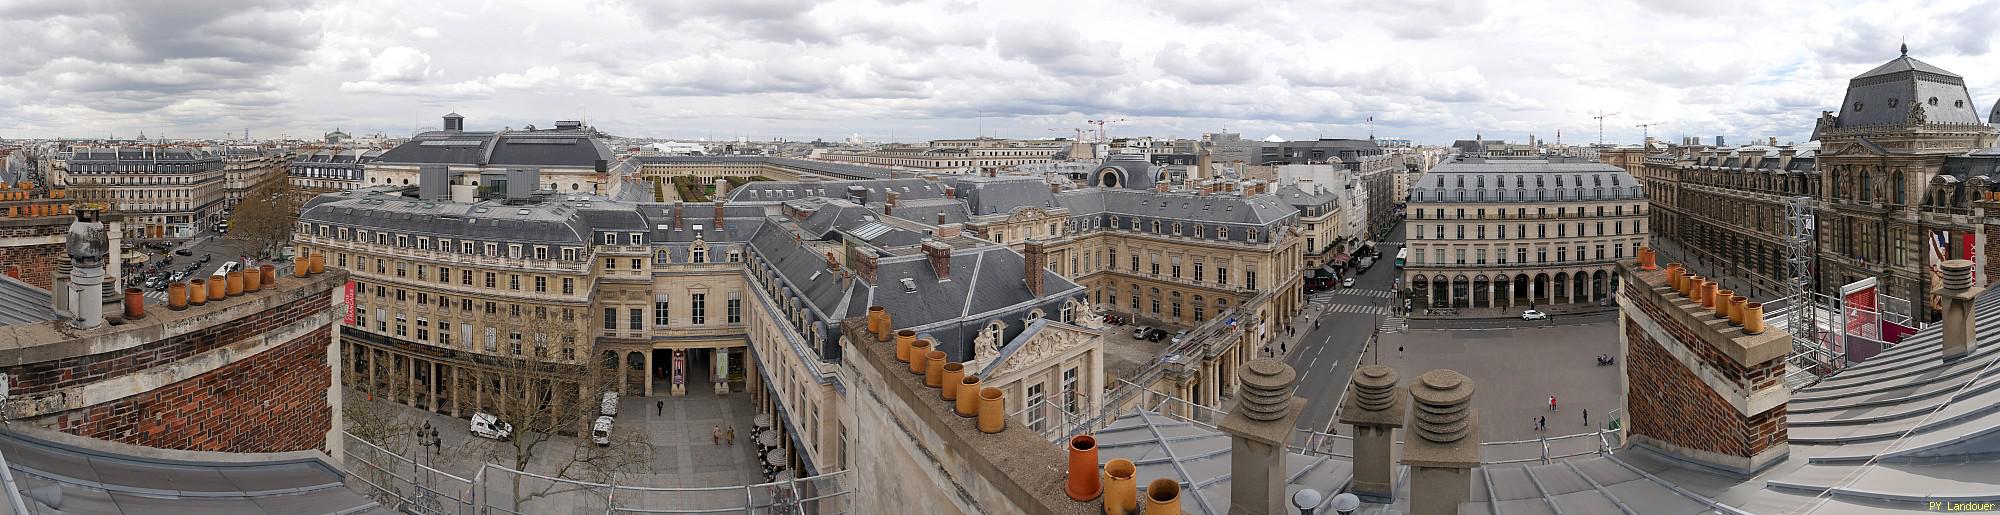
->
1322 303 1391 316
1329 289 1395 299
1378 315 1408 334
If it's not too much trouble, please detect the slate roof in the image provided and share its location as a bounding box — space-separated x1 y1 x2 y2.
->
299 187 597 244
948 175 1058 216
1410 160 1645 203
1090 411 1352 515
0 275 54 326
1057 188 1298 226
747 216 1083 361
376 128 613 168
728 178 943 203
0 428 386 514
1834 52 1983 128
634 155 893 180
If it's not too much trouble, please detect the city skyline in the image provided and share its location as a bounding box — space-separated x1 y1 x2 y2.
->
6 0 2000 144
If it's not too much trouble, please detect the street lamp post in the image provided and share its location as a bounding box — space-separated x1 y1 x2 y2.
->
415 421 442 506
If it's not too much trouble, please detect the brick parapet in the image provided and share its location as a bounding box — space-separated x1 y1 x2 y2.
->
1618 260 1789 476
0 270 346 455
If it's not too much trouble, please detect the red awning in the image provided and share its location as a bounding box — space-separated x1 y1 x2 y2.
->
1329 252 1351 266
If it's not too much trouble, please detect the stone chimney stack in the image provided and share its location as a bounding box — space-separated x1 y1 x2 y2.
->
1197 150 1213 181
1619 258 1789 477
66 206 110 330
920 240 952 281
1939 259 1983 361
713 200 727 230
885 191 900 216
715 178 731 200
1220 359 1306 515
1022 241 1047 297
672 202 684 229
1402 369 1480 515
1339 365 1406 502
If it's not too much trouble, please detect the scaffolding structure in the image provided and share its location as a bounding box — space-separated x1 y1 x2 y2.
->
1782 196 1844 390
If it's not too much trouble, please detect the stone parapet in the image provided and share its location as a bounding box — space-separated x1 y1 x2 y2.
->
840 318 1095 515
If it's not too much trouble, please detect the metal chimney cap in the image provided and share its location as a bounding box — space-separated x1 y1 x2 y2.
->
1331 492 1361 512
1291 489 1323 510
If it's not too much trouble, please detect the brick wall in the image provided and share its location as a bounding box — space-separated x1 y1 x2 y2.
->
50 328 331 453
0 292 330 397
1625 291 1787 460
1985 223 2000 288
0 222 68 290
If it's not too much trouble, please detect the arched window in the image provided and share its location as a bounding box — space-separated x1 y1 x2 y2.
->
1860 169 1871 200
1894 171 1906 204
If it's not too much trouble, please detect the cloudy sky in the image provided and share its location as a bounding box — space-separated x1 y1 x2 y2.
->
3 0 1997 145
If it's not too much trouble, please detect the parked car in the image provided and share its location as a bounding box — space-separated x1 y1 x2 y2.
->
1132 326 1155 340
592 416 614 447
600 391 619 417
1170 330 1189 345
1144 328 1168 342
198 254 212 264
1521 309 1550 321
470 412 513 441
1342 278 1356 288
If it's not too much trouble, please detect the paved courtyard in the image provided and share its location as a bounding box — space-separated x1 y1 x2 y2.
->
1362 321 1622 442
343 385 766 489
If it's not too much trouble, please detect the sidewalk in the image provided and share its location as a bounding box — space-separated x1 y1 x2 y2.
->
1406 302 1616 320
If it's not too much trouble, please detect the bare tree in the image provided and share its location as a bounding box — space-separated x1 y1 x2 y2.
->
230 177 307 259
461 311 654 512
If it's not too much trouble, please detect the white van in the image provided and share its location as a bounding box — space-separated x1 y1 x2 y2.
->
600 391 619 417
215 261 240 278
470 412 512 441
591 416 613 447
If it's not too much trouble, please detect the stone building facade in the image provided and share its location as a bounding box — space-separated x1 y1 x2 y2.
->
297 167 1105 476
1402 158 1649 309
1638 50 2000 321
61 146 228 239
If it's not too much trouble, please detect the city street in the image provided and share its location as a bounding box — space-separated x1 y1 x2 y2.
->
126 233 279 302
1280 224 1406 431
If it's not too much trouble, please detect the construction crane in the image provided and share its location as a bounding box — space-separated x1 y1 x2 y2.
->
1634 121 1668 144
1086 118 1126 143
1589 110 1620 146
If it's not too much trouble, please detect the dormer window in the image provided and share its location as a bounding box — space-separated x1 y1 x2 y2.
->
1853 101 1864 111
1929 97 1940 106
1887 98 1898 108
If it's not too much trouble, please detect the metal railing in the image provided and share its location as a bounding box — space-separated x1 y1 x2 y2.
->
341 431 852 514
1287 425 1624 465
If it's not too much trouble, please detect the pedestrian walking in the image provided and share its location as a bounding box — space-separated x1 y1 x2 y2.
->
1549 396 1558 412
712 424 722 445
1280 342 1288 354
1583 409 1589 427
726 426 736 446
656 400 664 416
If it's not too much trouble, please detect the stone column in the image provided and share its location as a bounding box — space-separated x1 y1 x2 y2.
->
1339 365 1406 503
714 348 732 395
1219 359 1306 515
430 362 442 413
1939 259 1984 361
1402 369 1480 515
644 351 656 397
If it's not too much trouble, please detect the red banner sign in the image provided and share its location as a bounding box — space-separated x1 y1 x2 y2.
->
343 281 356 325
1841 278 1878 341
